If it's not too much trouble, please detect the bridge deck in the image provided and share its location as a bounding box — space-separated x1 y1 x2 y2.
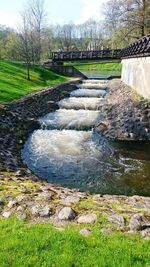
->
51 49 121 62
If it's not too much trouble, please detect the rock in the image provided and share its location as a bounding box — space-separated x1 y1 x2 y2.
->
17 213 27 220
60 196 81 205
128 214 144 231
16 196 27 202
93 195 103 202
21 189 32 194
15 169 27 177
31 205 51 217
37 192 53 201
96 122 108 133
8 200 17 209
101 228 112 235
58 207 77 221
77 214 97 224
17 205 25 212
108 214 125 227
2 211 12 218
140 229 150 240
80 228 91 236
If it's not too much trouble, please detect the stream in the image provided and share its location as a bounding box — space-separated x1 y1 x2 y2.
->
22 79 150 196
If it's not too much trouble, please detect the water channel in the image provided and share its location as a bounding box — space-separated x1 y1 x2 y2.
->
22 78 150 196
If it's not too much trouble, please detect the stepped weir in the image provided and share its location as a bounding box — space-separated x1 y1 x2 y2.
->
22 79 150 196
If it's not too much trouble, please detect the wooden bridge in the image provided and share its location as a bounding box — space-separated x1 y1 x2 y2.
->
50 34 150 63
50 49 121 62
120 33 150 59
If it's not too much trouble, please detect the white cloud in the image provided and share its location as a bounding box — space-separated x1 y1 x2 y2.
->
0 11 20 29
76 0 106 24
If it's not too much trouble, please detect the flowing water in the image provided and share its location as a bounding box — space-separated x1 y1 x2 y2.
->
22 79 150 196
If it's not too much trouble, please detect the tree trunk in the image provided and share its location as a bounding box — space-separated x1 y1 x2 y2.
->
27 61 30 80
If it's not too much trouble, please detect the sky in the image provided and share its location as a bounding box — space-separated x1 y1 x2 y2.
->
0 0 107 29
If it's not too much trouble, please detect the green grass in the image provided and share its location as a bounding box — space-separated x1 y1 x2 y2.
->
0 218 149 267
0 61 69 103
65 61 122 72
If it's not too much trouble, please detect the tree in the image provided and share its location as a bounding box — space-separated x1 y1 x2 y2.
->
18 11 32 80
27 0 47 63
104 0 150 48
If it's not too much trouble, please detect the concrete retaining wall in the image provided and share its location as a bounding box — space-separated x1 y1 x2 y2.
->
121 57 150 99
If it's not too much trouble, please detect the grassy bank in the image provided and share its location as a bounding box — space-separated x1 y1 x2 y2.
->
0 217 149 267
65 61 122 72
0 61 69 103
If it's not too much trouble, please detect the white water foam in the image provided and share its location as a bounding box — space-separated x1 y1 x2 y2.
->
22 130 113 183
71 89 106 98
39 109 102 130
58 97 105 110
78 83 107 89
82 79 107 84
23 130 93 162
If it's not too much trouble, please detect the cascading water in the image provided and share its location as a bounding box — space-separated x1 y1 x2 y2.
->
71 89 106 97
39 109 103 130
58 97 105 110
22 79 150 196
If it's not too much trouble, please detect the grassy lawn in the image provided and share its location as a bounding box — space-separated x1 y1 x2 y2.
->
0 61 69 103
65 61 122 72
0 217 149 267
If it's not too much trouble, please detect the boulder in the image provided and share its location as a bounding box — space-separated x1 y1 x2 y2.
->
58 207 77 221
2 211 12 218
80 228 91 236
140 229 150 240
129 214 144 231
108 214 125 227
31 205 51 217
77 214 97 224
8 200 17 209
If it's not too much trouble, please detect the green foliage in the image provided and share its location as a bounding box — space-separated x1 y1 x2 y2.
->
0 60 69 103
0 218 149 267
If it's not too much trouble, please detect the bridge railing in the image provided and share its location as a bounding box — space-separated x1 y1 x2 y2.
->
50 49 121 61
120 34 150 59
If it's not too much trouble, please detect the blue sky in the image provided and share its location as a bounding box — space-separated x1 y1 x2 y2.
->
0 0 107 28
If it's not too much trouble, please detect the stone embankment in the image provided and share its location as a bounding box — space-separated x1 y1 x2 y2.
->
0 172 150 239
0 79 81 171
0 78 150 239
96 79 150 140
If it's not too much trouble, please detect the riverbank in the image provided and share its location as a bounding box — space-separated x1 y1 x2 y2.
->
96 79 150 140
0 171 150 266
0 77 150 266
0 78 81 171
0 61 69 103
0 79 150 260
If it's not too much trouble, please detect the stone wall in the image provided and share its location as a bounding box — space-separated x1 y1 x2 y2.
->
121 57 150 99
96 79 150 141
